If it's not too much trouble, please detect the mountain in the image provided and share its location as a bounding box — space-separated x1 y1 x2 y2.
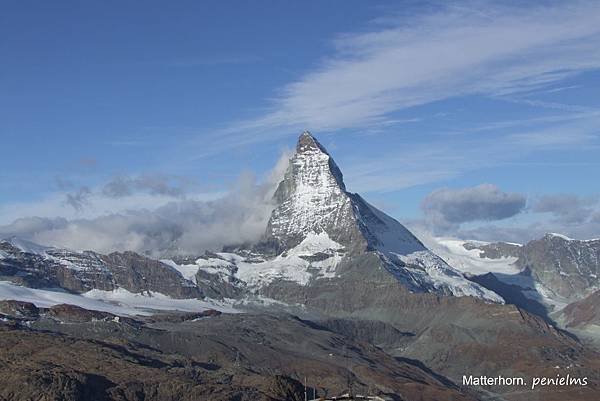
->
0 237 201 299
164 133 600 397
2 132 600 400
437 234 600 312
194 131 501 302
516 233 600 303
436 234 600 348
1 133 498 304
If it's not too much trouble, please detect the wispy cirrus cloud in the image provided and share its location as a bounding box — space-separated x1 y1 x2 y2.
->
102 174 192 198
214 1 600 143
338 111 600 194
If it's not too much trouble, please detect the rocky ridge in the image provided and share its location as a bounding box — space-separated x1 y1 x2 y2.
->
0 237 201 299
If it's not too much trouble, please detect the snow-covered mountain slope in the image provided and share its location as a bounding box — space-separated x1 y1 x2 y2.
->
0 280 236 316
433 238 522 276
236 231 345 286
265 132 364 252
167 231 346 288
225 132 502 302
265 132 426 257
433 235 600 316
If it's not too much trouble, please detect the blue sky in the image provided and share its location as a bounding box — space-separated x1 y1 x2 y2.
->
1 1 600 252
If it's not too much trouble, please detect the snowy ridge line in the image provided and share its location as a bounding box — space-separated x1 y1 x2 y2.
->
546 232 600 242
164 231 345 288
392 250 504 303
433 238 522 276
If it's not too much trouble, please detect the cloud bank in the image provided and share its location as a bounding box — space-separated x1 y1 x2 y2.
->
0 153 291 256
421 184 527 232
531 194 598 224
416 185 600 243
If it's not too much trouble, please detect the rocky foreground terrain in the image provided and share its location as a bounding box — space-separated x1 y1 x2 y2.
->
0 300 479 401
1 133 599 400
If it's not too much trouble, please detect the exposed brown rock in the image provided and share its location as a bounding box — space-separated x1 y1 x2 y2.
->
561 290 600 329
0 300 39 319
0 315 478 401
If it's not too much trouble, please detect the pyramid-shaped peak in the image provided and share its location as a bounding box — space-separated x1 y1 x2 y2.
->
296 130 329 154
260 132 499 302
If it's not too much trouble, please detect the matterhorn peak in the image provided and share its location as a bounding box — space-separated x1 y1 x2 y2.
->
296 130 327 154
264 131 353 251
265 131 424 254
259 132 501 301
264 132 430 256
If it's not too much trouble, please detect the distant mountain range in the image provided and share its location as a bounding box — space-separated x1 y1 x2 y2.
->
434 233 600 344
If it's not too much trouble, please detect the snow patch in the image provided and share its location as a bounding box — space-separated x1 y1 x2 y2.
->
161 259 200 283
0 281 238 316
235 232 345 286
393 251 504 303
83 288 238 314
434 238 521 276
547 233 574 241
546 232 600 242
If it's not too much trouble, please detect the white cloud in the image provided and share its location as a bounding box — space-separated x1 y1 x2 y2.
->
0 191 223 225
0 152 292 256
217 1 600 141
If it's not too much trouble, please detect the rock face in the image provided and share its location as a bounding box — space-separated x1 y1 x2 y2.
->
0 300 39 319
560 290 600 329
265 132 364 253
0 312 481 401
265 132 427 258
516 234 600 303
0 238 201 299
